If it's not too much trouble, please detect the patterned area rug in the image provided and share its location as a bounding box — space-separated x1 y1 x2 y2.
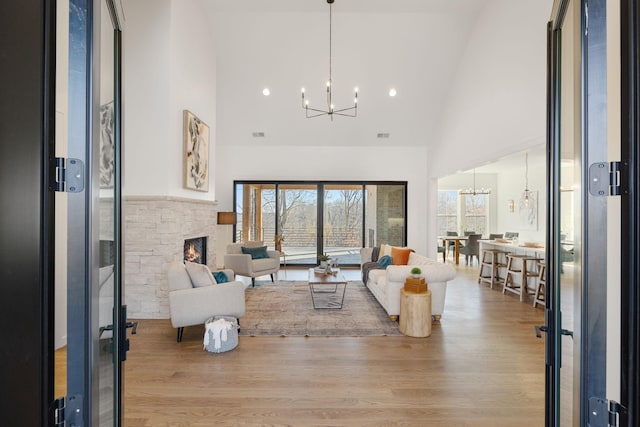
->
239 281 402 336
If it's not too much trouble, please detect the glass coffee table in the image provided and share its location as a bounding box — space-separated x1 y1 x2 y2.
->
308 268 348 309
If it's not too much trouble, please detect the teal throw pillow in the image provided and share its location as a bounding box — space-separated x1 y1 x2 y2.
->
213 271 228 283
241 245 269 259
377 255 393 268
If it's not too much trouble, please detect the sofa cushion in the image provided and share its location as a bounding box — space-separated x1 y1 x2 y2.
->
227 240 265 255
252 257 279 273
185 261 216 288
407 252 430 265
368 269 387 285
391 247 412 265
213 271 229 283
377 255 393 268
380 243 393 257
167 262 193 291
241 245 269 259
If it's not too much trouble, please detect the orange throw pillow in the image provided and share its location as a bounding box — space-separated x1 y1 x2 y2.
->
391 247 412 265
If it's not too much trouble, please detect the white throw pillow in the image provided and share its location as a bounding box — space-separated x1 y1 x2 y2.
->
380 244 393 257
184 261 216 288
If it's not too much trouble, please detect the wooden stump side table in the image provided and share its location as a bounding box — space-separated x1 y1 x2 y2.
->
399 289 432 337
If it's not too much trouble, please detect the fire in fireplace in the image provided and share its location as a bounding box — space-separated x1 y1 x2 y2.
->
184 237 207 264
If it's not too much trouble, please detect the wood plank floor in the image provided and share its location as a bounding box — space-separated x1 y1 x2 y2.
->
123 265 546 426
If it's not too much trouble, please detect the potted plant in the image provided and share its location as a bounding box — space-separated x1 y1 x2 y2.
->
318 253 330 268
410 267 422 279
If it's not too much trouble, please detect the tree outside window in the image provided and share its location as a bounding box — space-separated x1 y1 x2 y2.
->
437 190 489 236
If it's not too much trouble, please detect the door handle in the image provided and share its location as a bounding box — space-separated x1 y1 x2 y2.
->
535 325 548 338
561 328 573 338
99 320 138 337
125 321 138 334
534 325 573 339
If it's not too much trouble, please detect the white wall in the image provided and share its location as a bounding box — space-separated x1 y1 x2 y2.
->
494 153 547 243
429 0 551 178
215 145 430 255
123 0 216 200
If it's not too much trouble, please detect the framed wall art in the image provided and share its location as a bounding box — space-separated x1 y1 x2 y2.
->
183 109 210 192
99 101 114 188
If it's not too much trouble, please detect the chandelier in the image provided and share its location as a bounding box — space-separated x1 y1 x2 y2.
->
459 168 491 196
301 0 358 120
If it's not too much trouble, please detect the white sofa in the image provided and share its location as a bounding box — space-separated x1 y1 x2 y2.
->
361 248 456 320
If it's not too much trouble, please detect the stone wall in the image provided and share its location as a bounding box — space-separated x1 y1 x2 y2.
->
124 196 218 318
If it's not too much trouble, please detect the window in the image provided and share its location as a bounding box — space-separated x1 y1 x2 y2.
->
437 190 458 236
234 181 407 266
462 194 488 235
437 190 489 236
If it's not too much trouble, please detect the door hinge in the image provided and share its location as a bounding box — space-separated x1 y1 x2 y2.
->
589 161 626 196
52 394 83 426
53 157 85 193
589 397 627 426
53 396 65 426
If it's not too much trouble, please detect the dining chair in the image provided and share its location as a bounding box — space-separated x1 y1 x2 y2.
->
445 231 461 258
489 233 503 240
504 231 519 240
459 234 481 265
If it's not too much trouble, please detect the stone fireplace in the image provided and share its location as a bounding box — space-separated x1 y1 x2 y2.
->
124 196 218 319
184 236 207 264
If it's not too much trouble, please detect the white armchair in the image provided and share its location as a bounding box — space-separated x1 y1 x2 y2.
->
168 261 246 342
224 241 280 287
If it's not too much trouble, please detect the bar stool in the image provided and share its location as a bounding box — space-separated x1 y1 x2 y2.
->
533 260 546 308
478 249 510 289
503 254 542 302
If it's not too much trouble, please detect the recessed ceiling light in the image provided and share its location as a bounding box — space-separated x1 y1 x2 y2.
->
389 88 397 97
262 88 270 96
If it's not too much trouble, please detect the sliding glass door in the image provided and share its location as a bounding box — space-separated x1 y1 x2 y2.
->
234 181 406 266
322 185 364 265
278 184 318 265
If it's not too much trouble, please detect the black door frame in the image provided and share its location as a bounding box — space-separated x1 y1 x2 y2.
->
546 0 610 425
0 0 56 425
620 1 640 425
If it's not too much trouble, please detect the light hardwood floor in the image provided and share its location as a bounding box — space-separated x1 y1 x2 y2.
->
122 264 546 426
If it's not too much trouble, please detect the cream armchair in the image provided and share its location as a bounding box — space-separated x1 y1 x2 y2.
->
168 261 246 342
224 241 280 287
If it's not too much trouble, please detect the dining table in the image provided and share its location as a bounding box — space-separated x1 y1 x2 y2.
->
439 236 468 265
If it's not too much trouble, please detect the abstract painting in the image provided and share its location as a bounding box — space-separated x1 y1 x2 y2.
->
183 110 210 192
100 101 114 188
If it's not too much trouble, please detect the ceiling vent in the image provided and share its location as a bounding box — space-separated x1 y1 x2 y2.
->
377 133 390 139
252 132 265 138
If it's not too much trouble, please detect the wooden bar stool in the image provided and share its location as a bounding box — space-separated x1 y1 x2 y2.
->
478 249 510 289
533 260 546 308
502 255 542 302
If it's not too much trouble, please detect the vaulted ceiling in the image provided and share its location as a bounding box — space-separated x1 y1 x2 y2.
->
204 0 495 148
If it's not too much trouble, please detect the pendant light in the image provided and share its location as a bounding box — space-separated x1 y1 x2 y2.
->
523 152 531 207
301 0 358 120
459 169 491 196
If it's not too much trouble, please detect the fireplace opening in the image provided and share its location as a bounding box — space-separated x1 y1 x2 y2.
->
184 236 207 264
